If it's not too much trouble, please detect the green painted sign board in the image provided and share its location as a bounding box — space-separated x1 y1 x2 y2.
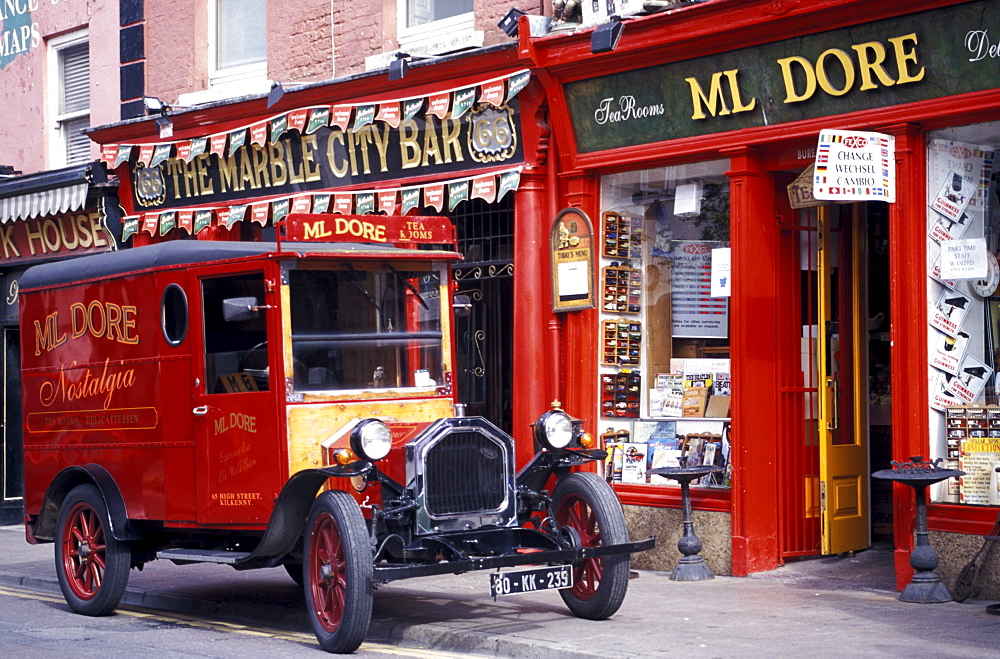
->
566 0 1000 153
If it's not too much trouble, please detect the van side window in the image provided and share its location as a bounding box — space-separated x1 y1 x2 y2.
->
161 284 189 346
202 274 269 393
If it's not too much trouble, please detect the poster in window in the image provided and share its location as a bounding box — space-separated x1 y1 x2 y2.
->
671 241 728 338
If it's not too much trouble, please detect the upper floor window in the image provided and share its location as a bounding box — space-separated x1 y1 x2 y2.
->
211 0 266 89
48 31 90 167
397 0 477 51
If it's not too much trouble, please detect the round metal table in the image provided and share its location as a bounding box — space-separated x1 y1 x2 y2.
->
646 464 724 581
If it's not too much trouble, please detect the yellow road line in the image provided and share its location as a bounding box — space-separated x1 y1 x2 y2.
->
0 585 470 657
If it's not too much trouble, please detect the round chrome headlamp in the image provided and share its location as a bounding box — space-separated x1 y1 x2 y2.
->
350 419 392 461
534 410 574 450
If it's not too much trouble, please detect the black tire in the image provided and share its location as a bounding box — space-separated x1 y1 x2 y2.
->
553 471 631 620
303 490 373 653
54 484 131 616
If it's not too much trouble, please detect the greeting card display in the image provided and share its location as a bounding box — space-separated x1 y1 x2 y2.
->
602 211 642 260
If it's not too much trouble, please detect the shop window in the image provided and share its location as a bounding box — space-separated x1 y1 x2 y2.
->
926 121 1000 506
48 32 90 167
598 161 732 488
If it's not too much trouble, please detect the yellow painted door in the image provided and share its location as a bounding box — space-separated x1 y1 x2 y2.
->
817 204 870 555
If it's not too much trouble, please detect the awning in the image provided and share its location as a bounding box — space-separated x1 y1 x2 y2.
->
0 162 98 223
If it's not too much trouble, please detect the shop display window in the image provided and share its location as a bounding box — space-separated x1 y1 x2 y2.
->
598 160 731 488
926 121 1000 506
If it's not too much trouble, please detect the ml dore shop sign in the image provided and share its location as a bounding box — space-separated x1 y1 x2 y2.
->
129 101 522 212
567 0 1000 153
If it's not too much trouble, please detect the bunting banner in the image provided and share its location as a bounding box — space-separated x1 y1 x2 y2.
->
401 188 421 215
177 209 193 234
272 198 291 224
451 88 476 120
250 121 269 146
448 180 470 210
378 189 398 214
176 141 192 162
471 175 497 203
403 98 424 122
150 144 172 168
424 183 445 212
353 104 376 131
307 107 331 133
312 193 331 214
228 204 248 227
330 106 352 131
210 134 228 157
288 108 309 134
159 211 178 236
269 114 289 143
355 192 375 215
194 209 213 234
122 215 140 242
228 128 246 156
376 102 401 129
251 202 270 225
291 195 313 214
141 212 159 236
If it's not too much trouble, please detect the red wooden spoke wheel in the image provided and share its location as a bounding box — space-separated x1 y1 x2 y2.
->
303 490 373 653
553 472 631 620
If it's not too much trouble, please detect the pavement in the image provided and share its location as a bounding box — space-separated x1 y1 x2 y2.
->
2 524 999 657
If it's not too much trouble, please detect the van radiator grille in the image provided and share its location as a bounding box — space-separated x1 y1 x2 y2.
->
423 432 506 516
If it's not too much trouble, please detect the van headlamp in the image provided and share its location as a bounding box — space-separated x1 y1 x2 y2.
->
350 419 392 461
534 410 574 450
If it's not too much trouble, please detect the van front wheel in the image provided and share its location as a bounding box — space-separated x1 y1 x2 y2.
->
303 490 373 653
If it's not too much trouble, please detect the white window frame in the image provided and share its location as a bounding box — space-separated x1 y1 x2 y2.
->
46 29 90 169
396 0 476 50
183 0 268 105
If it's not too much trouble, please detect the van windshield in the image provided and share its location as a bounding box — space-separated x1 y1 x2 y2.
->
288 264 444 392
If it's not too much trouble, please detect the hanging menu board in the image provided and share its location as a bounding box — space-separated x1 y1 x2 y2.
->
671 241 728 338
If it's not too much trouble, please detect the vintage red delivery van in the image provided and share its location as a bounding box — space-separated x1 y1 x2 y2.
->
19 213 652 653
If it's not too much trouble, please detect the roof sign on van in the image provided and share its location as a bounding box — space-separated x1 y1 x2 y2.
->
280 214 456 247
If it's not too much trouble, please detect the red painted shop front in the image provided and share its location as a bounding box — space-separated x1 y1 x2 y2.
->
87 46 563 465
523 0 1000 586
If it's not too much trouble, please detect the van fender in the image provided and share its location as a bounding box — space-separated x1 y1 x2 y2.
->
31 464 140 543
234 462 373 570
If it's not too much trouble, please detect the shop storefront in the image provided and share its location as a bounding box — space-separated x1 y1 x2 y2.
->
526 0 1000 590
0 162 122 524
86 44 556 453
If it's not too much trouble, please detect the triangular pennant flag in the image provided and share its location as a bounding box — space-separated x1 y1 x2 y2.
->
176 141 192 162
115 145 133 168
498 169 521 201
270 114 289 143
291 195 312 214
403 98 424 122
333 194 353 214
228 128 247 156
194 209 213 234
216 207 231 228
424 184 445 212
141 213 159 236
400 188 421 215
159 211 178 236
353 104 376 131
376 102 401 128
448 180 470 210
306 107 331 134
427 93 450 120
250 201 270 226
189 137 208 159
330 106 352 131
312 193 331 214
272 198 291 223
452 87 476 119
479 80 505 107
150 144 172 168
249 121 269 146
210 134 228 157
176 210 193 234
101 144 119 166
138 144 155 167
355 192 375 215
288 108 309 133
121 215 140 242
506 71 530 101
471 175 497 203
228 204 248 227
378 190 398 214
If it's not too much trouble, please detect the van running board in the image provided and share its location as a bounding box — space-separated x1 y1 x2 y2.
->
156 548 252 564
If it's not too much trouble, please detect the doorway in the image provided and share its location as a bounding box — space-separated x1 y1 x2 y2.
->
777 196 892 558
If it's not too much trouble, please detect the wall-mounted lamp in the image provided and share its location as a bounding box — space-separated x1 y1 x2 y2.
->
143 96 170 115
498 8 525 37
388 52 435 81
267 81 286 109
591 15 624 54
155 115 173 139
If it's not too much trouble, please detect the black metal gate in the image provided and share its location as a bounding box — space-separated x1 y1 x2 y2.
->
447 196 514 434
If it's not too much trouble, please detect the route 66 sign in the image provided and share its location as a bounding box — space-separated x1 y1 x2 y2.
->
467 105 517 164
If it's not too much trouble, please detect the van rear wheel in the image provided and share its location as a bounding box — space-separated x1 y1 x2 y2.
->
303 490 373 653
55 484 131 616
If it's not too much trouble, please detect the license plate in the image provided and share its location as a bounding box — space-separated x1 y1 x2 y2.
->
489 565 573 597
